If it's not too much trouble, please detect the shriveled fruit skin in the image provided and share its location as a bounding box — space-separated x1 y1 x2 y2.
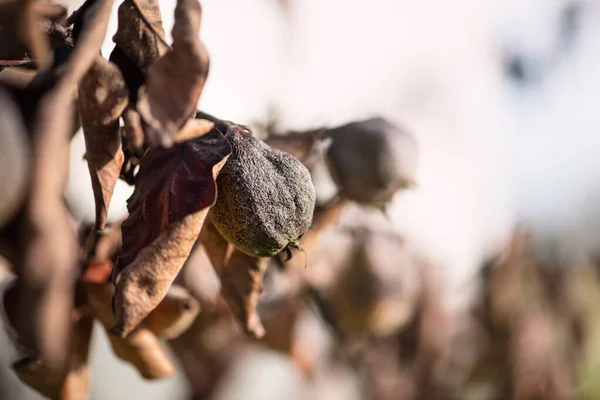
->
209 120 316 258
325 117 418 207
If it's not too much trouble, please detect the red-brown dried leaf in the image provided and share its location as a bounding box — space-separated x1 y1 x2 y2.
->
220 249 269 338
79 57 129 230
136 0 210 147
117 129 231 270
112 129 230 337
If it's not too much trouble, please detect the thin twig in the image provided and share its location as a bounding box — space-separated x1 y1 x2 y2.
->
0 60 37 71
65 0 97 26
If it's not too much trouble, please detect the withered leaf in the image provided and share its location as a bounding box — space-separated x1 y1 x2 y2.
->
84 281 176 379
0 0 54 63
12 306 94 400
144 284 200 339
173 117 214 143
198 216 232 276
122 106 144 152
136 0 209 147
0 87 29 230
11 0 114 376
112 0 169 73
220 249 269 338
113 129 231 337
117 128 231 270
79 57 129 230
112 210 208 338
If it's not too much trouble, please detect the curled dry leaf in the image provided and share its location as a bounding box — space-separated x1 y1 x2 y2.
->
173 117 214 143
84 281 176 379
220 249 269 338
136 0 209 147
11 304 94 400
112 0 168 73
176 237 222 305
8 0 114 376
168 304 243 398
122 106 144 152
0 0 53 63
112 211 208 338
113 128 231 337
198 216 232 276
79 57 129 230
144 284 200 339
0 87 30 229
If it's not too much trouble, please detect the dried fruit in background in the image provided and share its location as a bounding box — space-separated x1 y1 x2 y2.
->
78 57 129 230
113 127 231 337
136 0 210 147
325 117 418 208
208 117 316 258
327 229 420 337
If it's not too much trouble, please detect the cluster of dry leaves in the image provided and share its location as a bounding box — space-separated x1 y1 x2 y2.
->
1 0 599 399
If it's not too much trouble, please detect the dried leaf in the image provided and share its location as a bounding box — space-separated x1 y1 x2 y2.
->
144 284 200 338
112 211 208 337
0 0 53 63
137 0 209 147
198 216 233 276
220 249 269 338
122 106 144 151
10 0 114 375
0 87 30 229
168 306 242 398
177 239 222 305
84 281 176 379
112 0 168 73
112 128 230 337
328 229 420 337
117 129 231 270
11 306 94 400
79 57 129 230
173 118 214 143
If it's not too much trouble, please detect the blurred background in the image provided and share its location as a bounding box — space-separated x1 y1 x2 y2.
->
3 0 600 398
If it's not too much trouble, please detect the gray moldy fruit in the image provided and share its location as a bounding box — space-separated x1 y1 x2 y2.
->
325 117 418 208
201 112 316 258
